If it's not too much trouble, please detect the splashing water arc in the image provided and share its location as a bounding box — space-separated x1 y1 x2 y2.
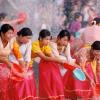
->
0 0 64 40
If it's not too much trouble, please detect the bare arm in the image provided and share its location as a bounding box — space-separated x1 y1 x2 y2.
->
0 56 12 69
24 41 32 68
1 17 26 25
1 12 27 25
35 51 66 64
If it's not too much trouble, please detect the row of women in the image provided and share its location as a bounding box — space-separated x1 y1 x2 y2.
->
0 23 99 100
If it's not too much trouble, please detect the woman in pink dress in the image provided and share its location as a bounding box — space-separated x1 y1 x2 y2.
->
74 17 100 66
0 24 19 100
50 30 93 99
50 30 75 76
9 28 37 100
73 17 100 98
83 41 100 98
31 29 67 100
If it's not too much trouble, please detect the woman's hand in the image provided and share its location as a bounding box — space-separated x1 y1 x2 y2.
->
7 62 13 69
2 57 13 69
24 62 29 72
23 67 28 73
91 79 96 87
73 63 80 68
84 69 96 87
17 12 27 24
59 59 67 64
11 66 26 78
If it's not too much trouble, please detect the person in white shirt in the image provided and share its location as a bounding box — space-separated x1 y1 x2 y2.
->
9 27 37 100
0 24 19 100
50 29 75 76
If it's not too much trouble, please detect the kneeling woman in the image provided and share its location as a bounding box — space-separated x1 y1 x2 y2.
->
0 24 19 100
9 28 37 100
50 30 93 99
31 29 66 100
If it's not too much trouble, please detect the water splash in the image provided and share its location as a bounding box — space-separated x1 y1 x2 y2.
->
2 0 99 40
0 0 64 40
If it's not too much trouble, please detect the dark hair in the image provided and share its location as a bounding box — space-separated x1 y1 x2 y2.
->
57 30 70 41
38 29 51 40
0 12 7 21
0 24 14 36
74 12 82 20
92 17 100 25
91 41 100 50
17 27 32 36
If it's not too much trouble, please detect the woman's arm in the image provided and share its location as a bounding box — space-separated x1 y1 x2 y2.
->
65 43 76 64
0 56 12 69
1 12 27 25
32 41 66 64
24 41 32 68
36 51 66 64
12 41 25 69
81 61 96 86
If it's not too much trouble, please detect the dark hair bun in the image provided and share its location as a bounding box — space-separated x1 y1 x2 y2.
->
91 41 100 50
17 27 32 36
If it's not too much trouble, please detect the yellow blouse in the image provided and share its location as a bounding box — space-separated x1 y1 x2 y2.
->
91 60 96 76
32 40 51 58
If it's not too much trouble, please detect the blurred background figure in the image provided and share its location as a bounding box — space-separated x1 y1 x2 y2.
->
68 12 83 37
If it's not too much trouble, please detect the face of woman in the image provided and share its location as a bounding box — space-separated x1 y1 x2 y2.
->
2 30 14 41
78 16 83 22
93 50 100 66
19 36 31 44
58 36 69 46
41 36 51 46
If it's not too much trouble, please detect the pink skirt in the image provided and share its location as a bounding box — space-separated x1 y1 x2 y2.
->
0 63 19 100
63 70 93 99
96 72 100 84
10 63 37 100
39 60 65 100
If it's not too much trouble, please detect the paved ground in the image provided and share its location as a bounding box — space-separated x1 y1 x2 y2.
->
33 61 39 87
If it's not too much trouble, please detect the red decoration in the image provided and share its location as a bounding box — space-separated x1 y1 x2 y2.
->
17 12 27 24
63 63 76 71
